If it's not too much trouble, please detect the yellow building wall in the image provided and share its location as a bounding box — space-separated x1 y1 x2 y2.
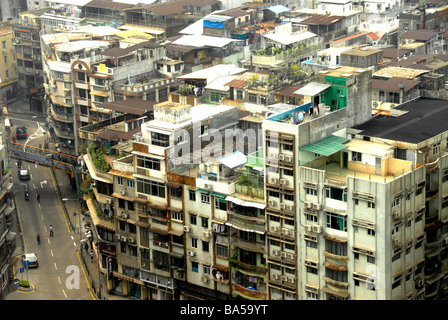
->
0 25 16 84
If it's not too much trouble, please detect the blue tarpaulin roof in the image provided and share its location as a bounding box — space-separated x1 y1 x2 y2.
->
266 5 290 14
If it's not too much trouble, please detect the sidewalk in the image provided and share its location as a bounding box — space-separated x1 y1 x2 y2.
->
53 161 129 300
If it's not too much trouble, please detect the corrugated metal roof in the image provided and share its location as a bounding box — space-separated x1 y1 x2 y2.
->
293 82 331 96
300 135 349 157
300 14 344 25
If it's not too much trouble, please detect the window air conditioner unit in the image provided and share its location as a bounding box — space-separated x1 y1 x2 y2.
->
268 200 277 206
120 235 127 242
312 225 322 234
278 154 285 161
272 273 280 280
287 253 295 260
287 277 295 284
312 203 321 210
271 225 280 232
203 230 210 238
392 211 401 219
106 198 112 204
120 190 126 196
280 203 286 210
183 225 190 233
392 238 400 245
121 212 129 219
281 276 288 282
201 275 209 283
279 178 288 186
270 177 279 184
282 228 292 236
285 155 293 162
176 270 183 278
269 153 278 159
187 251 195 257
204 183 213 191
286 204 295 211
304 201 312 209
272 249 280 256
305 225 313 232
127 237 134 243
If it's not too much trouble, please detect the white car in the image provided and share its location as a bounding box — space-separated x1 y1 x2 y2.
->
19 169 30 181
22 253 38 268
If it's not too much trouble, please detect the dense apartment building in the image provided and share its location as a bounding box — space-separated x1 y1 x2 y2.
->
0 25 18 105
12 8 47 111
0 101 16 299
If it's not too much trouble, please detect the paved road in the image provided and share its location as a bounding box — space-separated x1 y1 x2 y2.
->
6 117 93 300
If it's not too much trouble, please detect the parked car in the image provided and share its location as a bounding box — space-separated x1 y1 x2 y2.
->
16 127 27 139
22 253 38 268
19 169 30 181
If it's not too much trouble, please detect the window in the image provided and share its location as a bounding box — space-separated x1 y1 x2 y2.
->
137 179 166 198
326 212 347 231
117 176 123 185
151 131 169 147
202 241 209 252
169 187 182 198
326 186 347 202
189 189 196 201
433 142 440 154
216 244 228 257
190 214 197 225
284 168 294 176
192 261 199 272
352 151 362 162
200 124 208 136
201 193 210 204
171 210 182 221
203 265 210 275
214 198 226 211
191 238 198 248
137 156 160 170
126 179 135 188
201 217 209 228
236 89 243 100
284 193 294 201
282 144 293 151
305 188 317 196
248 93 257 103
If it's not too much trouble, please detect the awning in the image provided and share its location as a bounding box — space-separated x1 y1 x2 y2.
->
225 196 244 205
300 135 349 157
294 82 331 97
239 201 266 209
166 182 182 189
212 192 226 199
217 151 247 169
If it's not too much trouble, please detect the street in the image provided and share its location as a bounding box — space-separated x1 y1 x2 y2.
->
6 114 94 300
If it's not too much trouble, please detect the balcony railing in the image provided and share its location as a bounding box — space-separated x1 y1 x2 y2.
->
232 283 267 300
230 258 267 275
230 234 266 252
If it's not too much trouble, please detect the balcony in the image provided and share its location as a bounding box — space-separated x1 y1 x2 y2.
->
115 77 177 95
230 258 267 275
227 210 266 234
324 251 348 271
230 233 266 253
232 283 267 300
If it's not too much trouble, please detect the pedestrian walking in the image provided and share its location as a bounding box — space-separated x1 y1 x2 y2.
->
49 224 53 237
90 250 94 262
36 193 40 203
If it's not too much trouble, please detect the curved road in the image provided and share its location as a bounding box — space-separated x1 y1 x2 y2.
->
7 117 94 300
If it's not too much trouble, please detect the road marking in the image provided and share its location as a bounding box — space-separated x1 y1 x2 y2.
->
38 203 41 210
71 236 74 240
44 225 47 232
40 180 47 188
41 214 44 220
47 238 50 244
50 249 54 257
58 276 61 285
30 174 33 180
62 289 68 299
54 262 57 270
33 183 37 189
73 242 76 247
35 164 37 168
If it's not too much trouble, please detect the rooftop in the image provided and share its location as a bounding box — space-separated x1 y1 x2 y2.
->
373 67 428 79
353 97 448 144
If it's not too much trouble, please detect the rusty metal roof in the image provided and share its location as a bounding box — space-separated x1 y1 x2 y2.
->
300 14 344 25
